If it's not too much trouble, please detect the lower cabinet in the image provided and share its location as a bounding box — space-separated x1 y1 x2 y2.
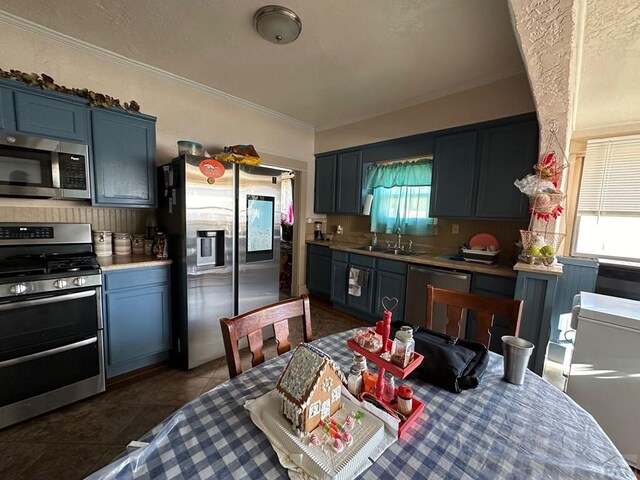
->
307 244 332 298
468 273 517 354
345 254 376 315
329 252 407 322
103 265 171 378
374 259 407 321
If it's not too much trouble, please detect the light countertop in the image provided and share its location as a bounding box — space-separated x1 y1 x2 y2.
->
306 239 517 278
97 254 172 271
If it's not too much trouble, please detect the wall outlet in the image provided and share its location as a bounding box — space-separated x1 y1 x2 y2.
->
452 224 459 234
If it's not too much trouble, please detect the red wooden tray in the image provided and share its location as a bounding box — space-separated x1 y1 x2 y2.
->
347 339 424 379
390 396 425 438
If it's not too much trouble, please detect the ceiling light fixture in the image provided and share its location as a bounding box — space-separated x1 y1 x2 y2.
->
254 5 302 45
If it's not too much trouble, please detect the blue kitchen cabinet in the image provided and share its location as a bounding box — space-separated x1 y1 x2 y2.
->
91 108 157 207
14 90 89 143
431 114 538 220
306 244 333 298
468 273 517 353
374 259 407 321
515 270 560 375
475 119 538 219
335 150 363 214
430 130 478 218
314 150 363 214
345 254 376 315
103 265 171 378
330 255 349 306
0 87 15 131
314 154 337 213
547 256 598 363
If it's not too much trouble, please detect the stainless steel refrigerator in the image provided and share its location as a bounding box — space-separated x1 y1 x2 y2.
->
158 155 281 369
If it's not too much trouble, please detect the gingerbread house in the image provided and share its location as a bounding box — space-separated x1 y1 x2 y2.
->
276 343 346 433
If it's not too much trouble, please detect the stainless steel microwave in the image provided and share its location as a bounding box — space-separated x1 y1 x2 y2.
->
0 133 90 200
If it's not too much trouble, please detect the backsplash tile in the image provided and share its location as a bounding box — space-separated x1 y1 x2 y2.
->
0 204 150 234
325 214 527 263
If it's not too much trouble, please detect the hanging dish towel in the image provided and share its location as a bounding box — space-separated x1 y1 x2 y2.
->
348 267 368 297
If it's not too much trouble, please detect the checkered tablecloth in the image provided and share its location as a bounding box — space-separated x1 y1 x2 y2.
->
89 330 634 479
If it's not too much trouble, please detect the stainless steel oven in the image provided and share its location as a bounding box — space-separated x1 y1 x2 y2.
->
0 132 90 200
0 223 104 429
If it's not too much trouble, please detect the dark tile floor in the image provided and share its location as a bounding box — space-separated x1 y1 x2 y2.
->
0 299 367 480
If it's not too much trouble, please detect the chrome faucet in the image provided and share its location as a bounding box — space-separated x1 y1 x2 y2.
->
395 227 402 249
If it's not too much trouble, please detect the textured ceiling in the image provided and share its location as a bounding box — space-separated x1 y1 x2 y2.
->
0 0 525 129
574 0 640 137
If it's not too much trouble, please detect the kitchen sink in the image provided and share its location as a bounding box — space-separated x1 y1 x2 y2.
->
355 245 388 252
384 248 422 256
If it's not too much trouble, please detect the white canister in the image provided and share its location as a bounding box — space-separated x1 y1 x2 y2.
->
113 232 132 255
92 231 112 257
131 234 145 254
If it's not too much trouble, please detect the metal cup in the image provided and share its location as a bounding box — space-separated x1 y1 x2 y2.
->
501 336 535 385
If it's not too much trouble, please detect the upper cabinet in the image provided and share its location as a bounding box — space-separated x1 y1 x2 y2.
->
430 131 478 218
335 150 362 214
14 91 89 143
314 154 336 213
0 81 158 208
314 113 537 221
0 88 15 131
314 150 363 214
430 113 538 220
475 119 538 219
91 109 157 207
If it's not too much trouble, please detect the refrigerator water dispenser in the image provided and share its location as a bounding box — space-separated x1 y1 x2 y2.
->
196 230 225 267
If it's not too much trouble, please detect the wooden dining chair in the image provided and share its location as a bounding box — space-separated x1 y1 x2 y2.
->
426 285 523 348
220 294 313 379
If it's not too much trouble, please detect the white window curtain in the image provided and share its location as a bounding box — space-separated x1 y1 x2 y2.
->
574 134 640 260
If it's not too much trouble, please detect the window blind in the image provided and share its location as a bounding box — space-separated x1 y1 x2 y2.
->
577 135 640 215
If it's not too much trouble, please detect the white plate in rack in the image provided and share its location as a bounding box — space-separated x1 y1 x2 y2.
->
262 395 385 480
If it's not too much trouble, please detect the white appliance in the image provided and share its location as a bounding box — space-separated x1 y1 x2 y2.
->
566 292 640 467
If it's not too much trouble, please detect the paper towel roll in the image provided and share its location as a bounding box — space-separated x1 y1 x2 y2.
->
363 193 373 215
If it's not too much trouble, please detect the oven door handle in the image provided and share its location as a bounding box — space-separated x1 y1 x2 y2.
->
0 289 96 311
0 336 97 368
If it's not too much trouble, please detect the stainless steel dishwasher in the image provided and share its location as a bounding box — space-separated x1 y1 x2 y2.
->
404 265 471 335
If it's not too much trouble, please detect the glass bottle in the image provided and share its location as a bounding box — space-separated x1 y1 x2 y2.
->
382 372 395 403
391 326 415 368
352 353 367 373
347 365 363 397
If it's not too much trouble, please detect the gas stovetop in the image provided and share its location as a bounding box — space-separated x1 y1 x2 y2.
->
0 223 101 290
0 253 100 279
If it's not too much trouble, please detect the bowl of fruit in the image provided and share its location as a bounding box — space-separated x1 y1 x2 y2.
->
519 230 565 266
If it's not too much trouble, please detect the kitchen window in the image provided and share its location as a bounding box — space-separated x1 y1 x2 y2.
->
573 135 640 261
366 158 436 236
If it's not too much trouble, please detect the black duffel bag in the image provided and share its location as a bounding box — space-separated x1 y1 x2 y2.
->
390 321 489 393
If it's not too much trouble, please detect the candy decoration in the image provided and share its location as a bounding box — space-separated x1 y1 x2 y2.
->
309 433 320 446
331 438 344 453
344 415 355 430
341 431 353 446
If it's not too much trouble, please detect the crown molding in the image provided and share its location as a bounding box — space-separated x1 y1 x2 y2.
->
0 10 314 132
315 68 527 132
